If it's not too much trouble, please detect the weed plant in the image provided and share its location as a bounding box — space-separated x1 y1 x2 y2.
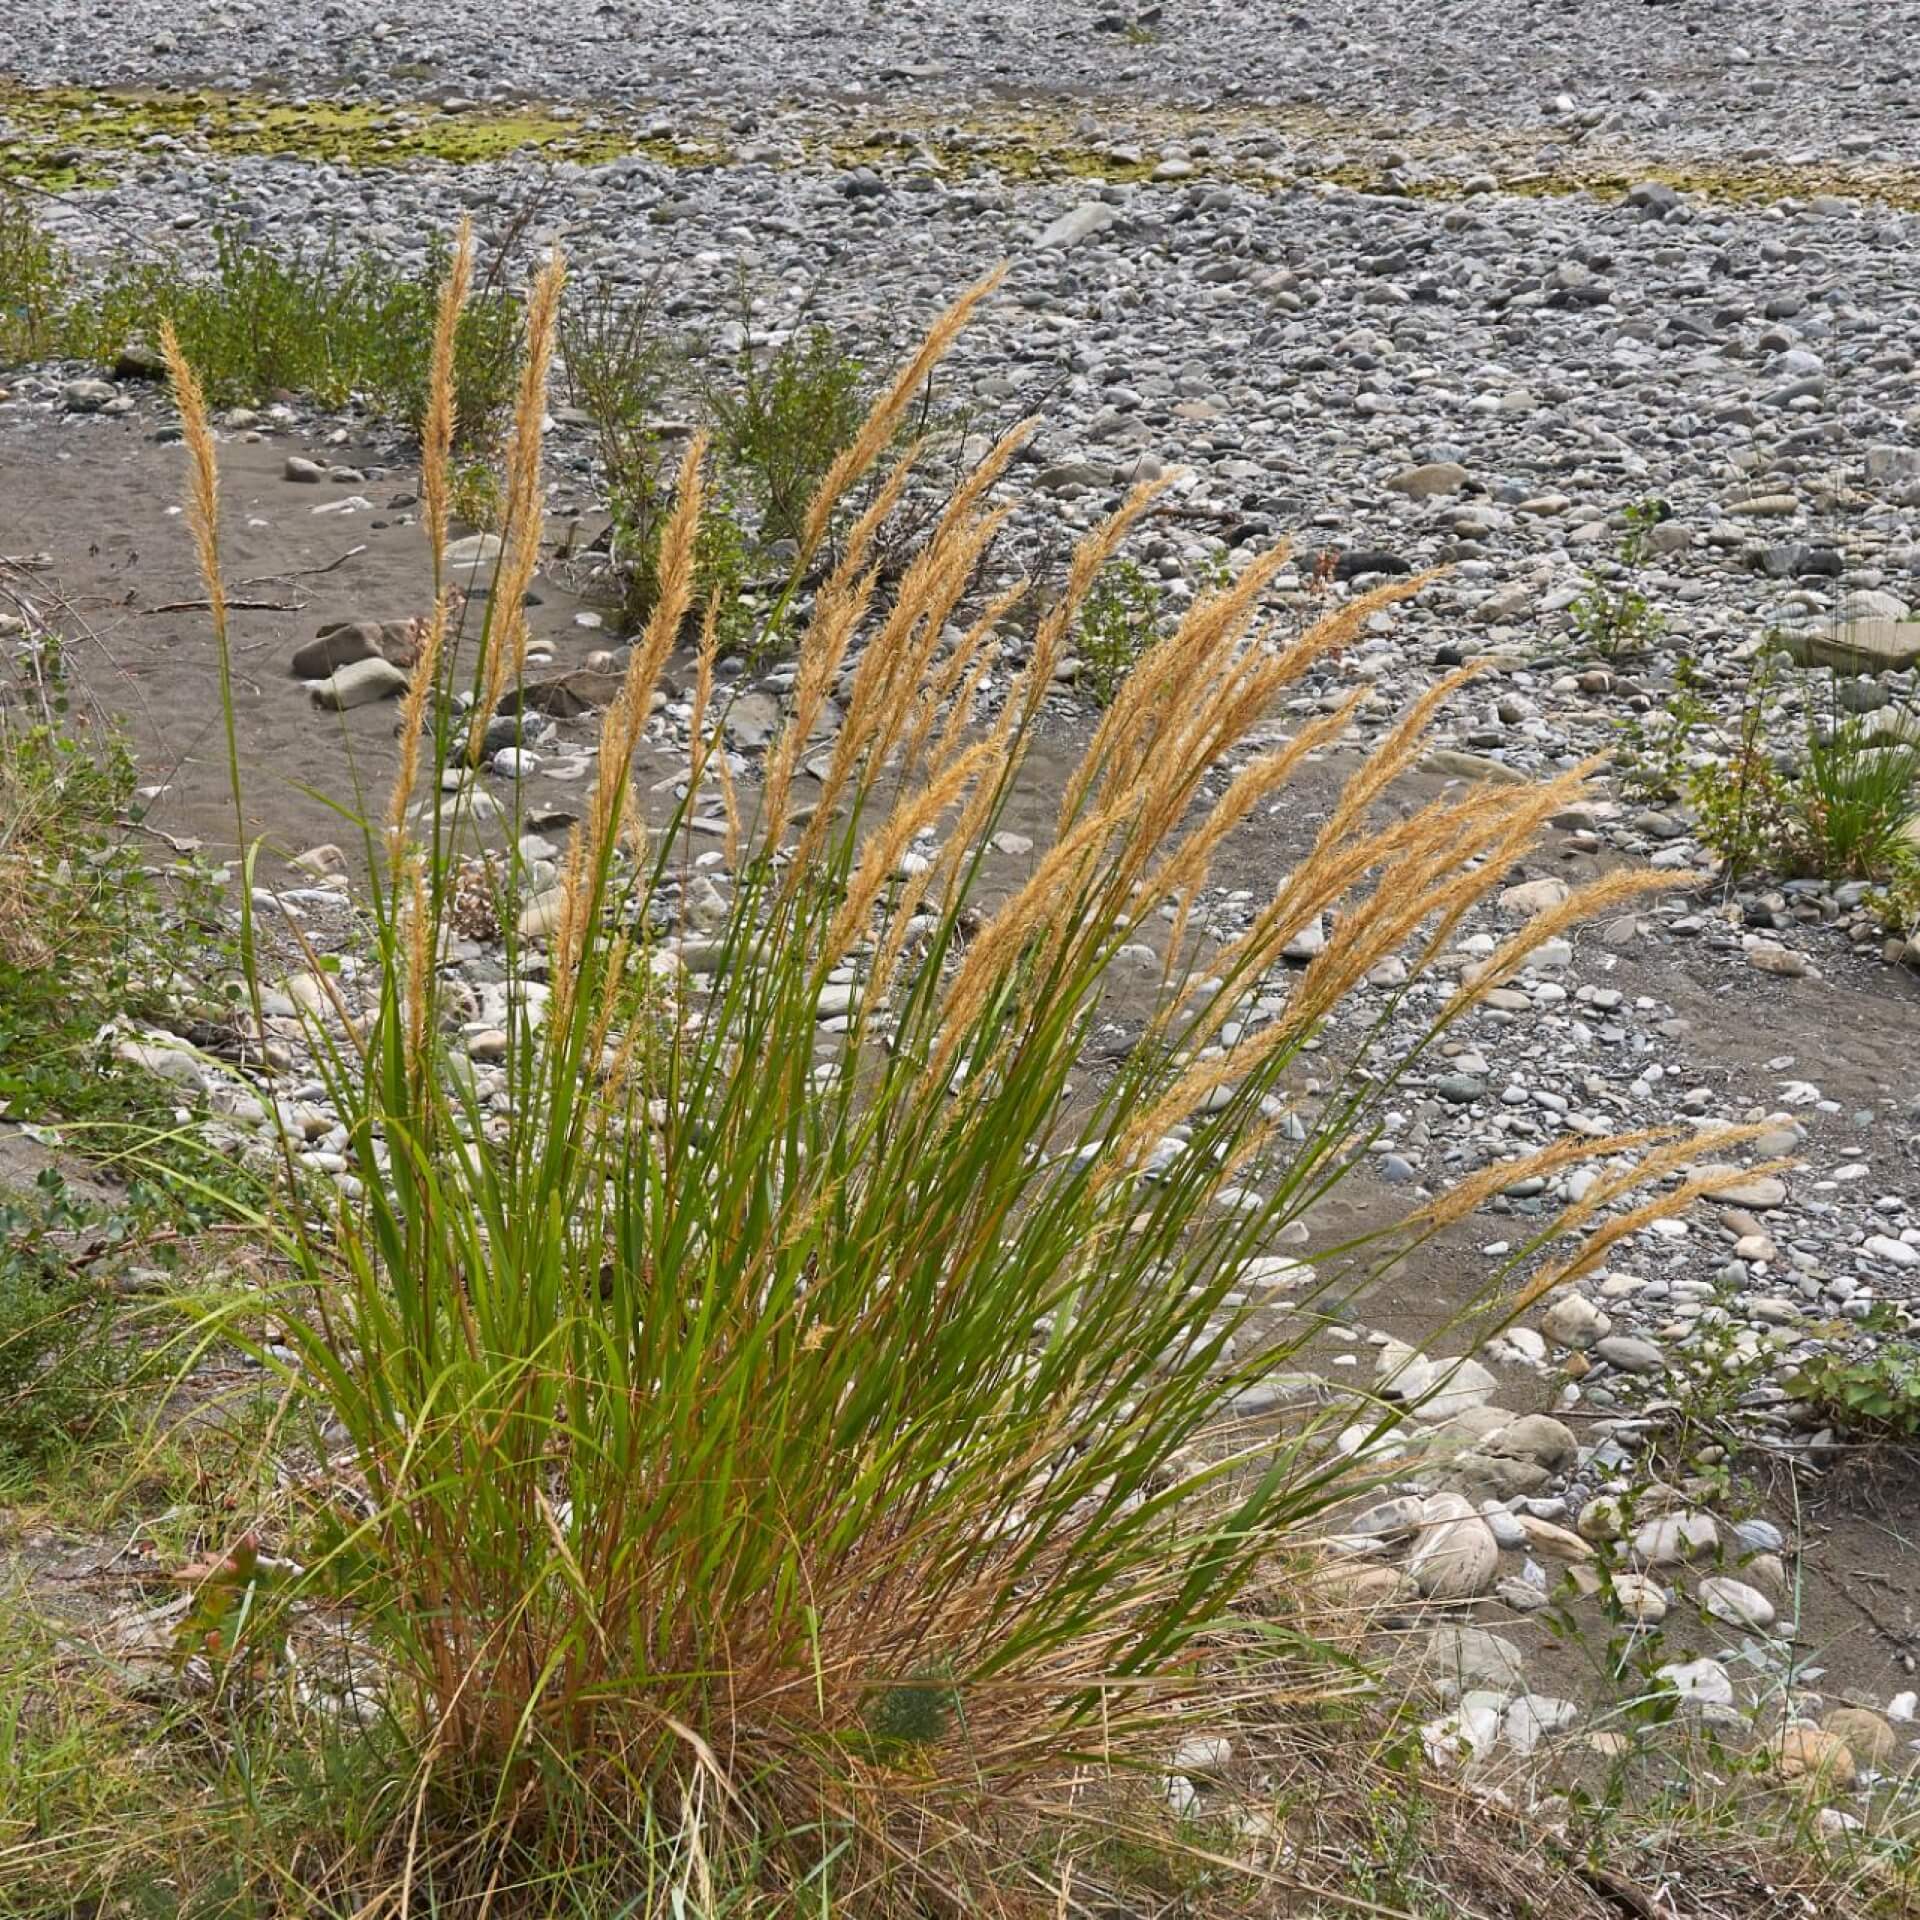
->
0 190 70 364
1618 653 1920 889
701 318 867 549
1075 554 1169 705
566 278 873 642
1570 499 1669 660
0 1168 123 1466
1789 1320 1920 1439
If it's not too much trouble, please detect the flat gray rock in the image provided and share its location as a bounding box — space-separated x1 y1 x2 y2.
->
1773 618 1920 675
312 656 409 711
1035 203 1118 251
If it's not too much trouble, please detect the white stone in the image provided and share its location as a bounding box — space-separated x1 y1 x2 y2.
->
1235 1253 1312 1295
1425 1625 1528 1696
1540 1292 1610 1349
313 656 408 710
518 888 565 939
445 531 503 578
1611 1574 1669 1623
1171 1736 1232 1776
816 981 861 1017
1504 1694 1578 1756
113 1037 207 1095
1633 1510 1719 1566
1498 877 1571 915
1036 203 1118 250
1408 1492 1500 1602
1422 1700 1502 1768
1656 1657 1734 1707
1498 1326 1548 1365
1700 1576 1776 1632
1411 1355 1500 1421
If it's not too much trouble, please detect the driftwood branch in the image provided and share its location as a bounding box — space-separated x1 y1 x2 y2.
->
146 597 305 614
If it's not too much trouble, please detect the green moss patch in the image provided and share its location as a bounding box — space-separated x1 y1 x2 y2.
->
817 99 1920 212
0 85 697 182
8 83 1919 214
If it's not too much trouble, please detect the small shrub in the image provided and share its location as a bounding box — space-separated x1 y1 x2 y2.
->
1687 661 1920 886
1 194 519 439
1570 499 1669 659
1787 1339 1920 1439
562 271 685 627
1686 675 1792 884
0 659 255 1216
1790 712 1920 880
447 456 503 531
1869 848 1920 936
350 235 523 444
1075 554 1164 704
1614 656 1712 802
565 280 847 644
703 317 868 549
0 695 143 974
92 230 362 408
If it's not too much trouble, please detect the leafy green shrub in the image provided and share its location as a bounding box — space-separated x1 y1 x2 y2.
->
1075 554 1164 704
165 258 1710 1908
84 232 360 407
1570 499 1669 659
703 319 867 548
447 455 503 531
1787 1340 1920 1438
348 236 523 444
566 281 849 642
1869 848 1920 937
0 1170 122 1466
1614 656 1712 803
1 698 143 977
1684 663 1791 884
562 272 688 628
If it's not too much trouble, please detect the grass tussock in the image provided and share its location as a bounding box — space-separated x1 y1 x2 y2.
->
17 239 1843 1916
1 192 523 438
